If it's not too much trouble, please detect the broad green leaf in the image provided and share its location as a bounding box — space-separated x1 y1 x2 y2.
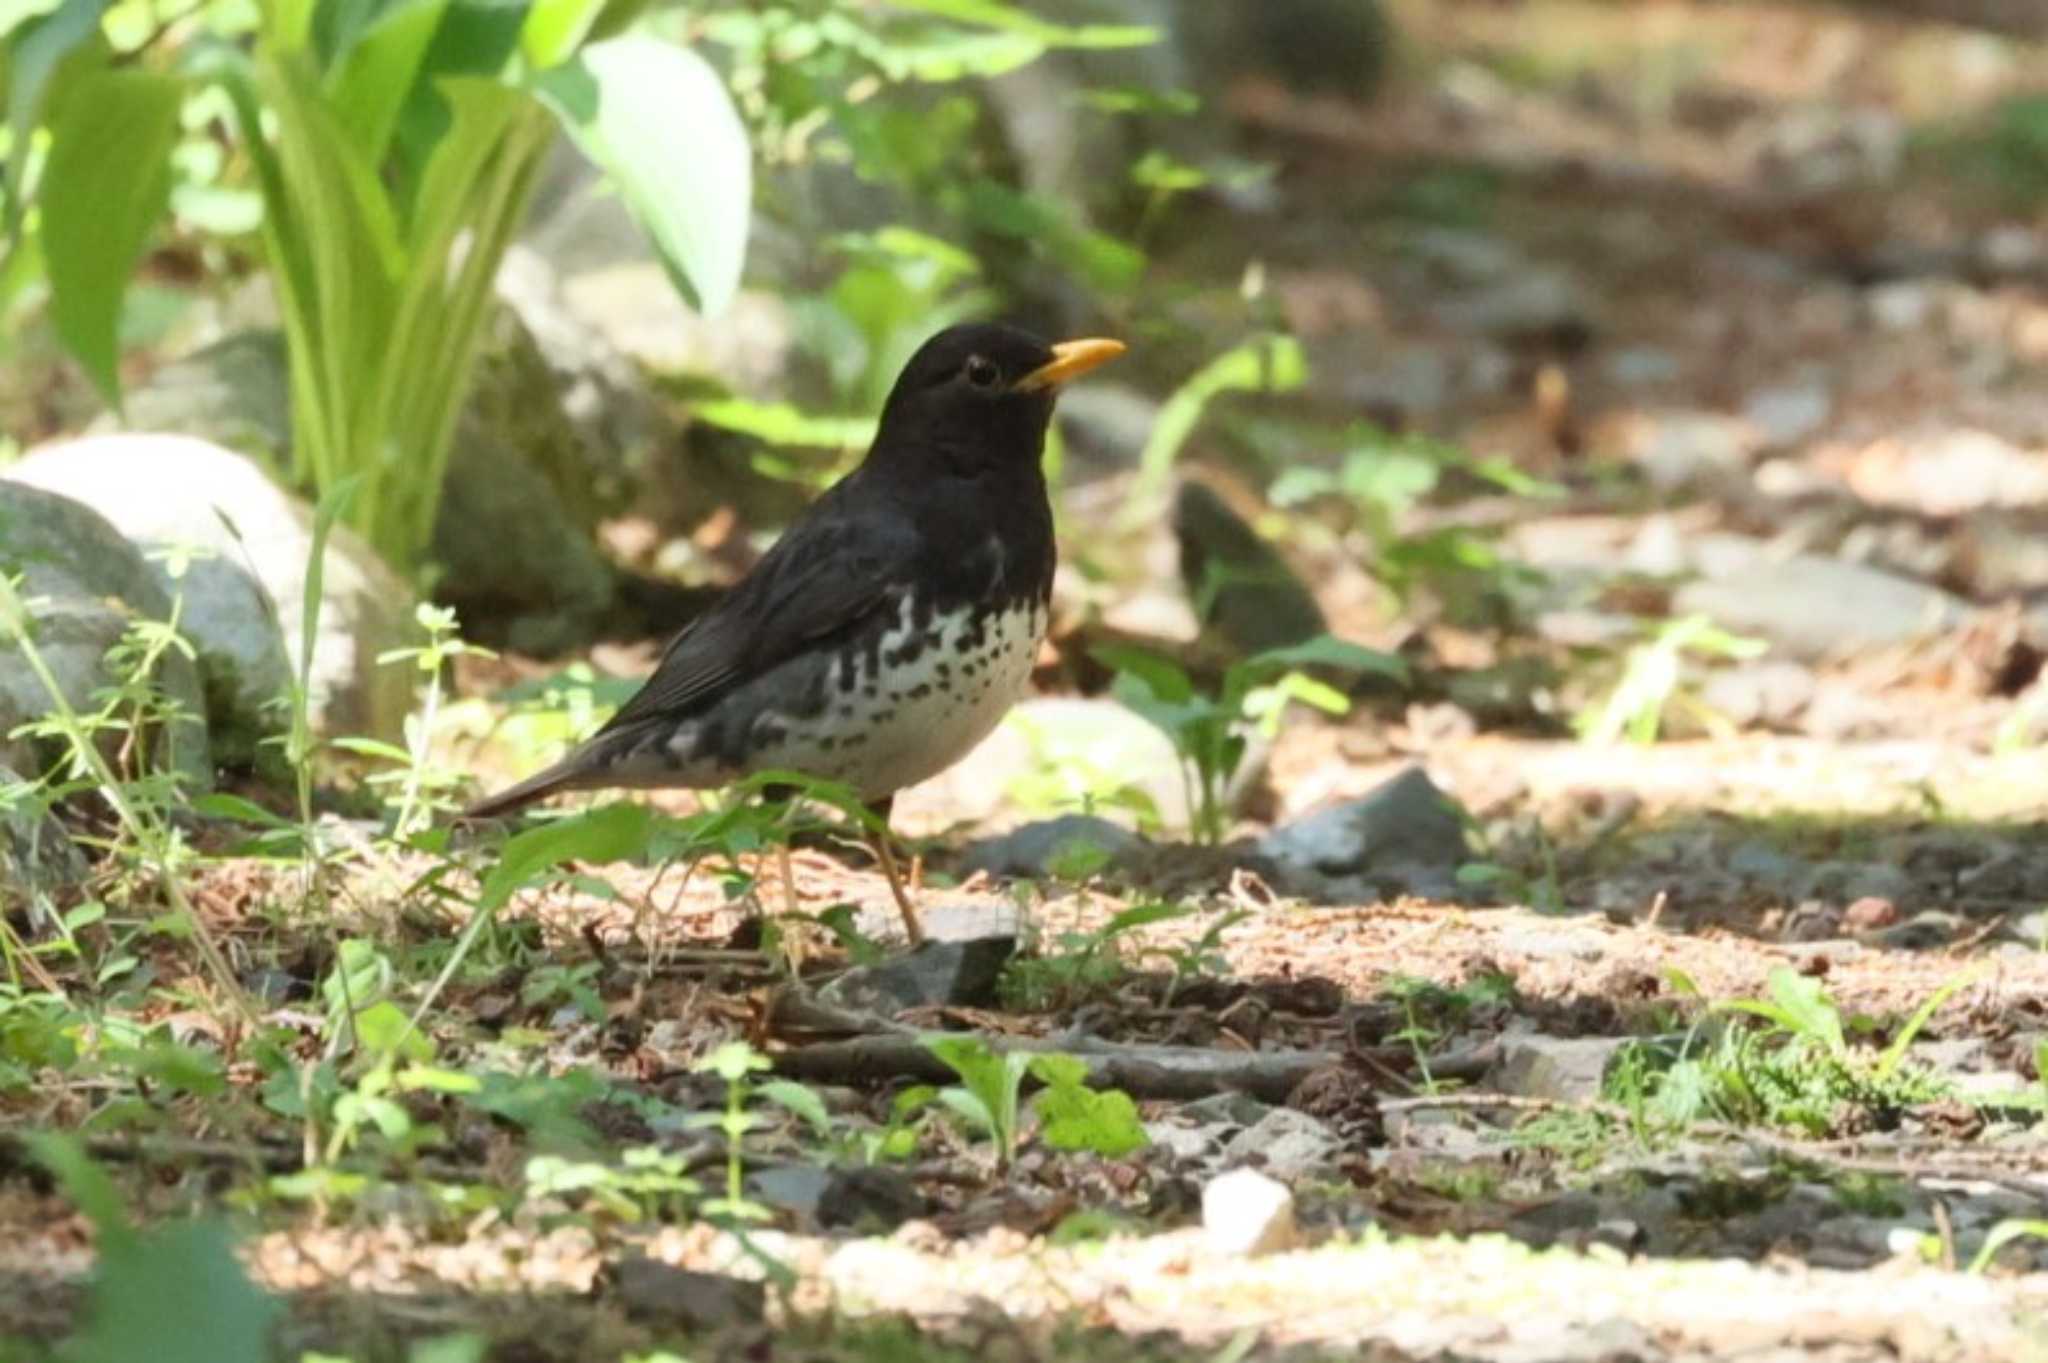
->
353 999 434 1061
39 66 182 405
1091 645 1195 704
1102 900 1192 938
189 792 291 827
520 0 606 68
758 1079 832 1139
1026 1052 1089 1088
536 36 750 314
476 800 654 911
881 0 1153 48
326 0 451 165
4 0 108 221
26 1132 131 1245
1875 967 1981 1082
1970 1219 2048 1275
72 1219 280 1363
692 398 877 450
1033 1078 1147 1157
1248 635 1408 683
0 0 63 36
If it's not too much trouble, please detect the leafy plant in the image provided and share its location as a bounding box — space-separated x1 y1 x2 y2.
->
1098 635 1405 843
0 571 249 1022
1002 900 1245 1010
924 1035 1146 1169
338 602 496 839
1574 614 1767 746
10 0 752 575
1268 423 1556 618
525 1145 700 1223
1626 966 1968 1137
687 1039 779 1223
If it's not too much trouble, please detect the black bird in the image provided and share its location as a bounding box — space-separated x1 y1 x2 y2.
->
464 323 1126 943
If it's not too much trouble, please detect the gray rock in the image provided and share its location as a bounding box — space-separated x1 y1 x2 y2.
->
1202 1167 1298 1257
612 1257 765 1330
6 436 414 741
747 1162 921 1229
0 767 88 900
744 1163 832 1221
822 935 1016 1011
1628 411 1757 491
960 814 1145 881
1220 1107 1343 1182
1511 1190 1602 1242
1796 861 1915 906
1698 661 1816 732
1673 554 1968 661
1435 268 1592 343
1257 766 1470 903
116 322 620 652
815 1164 926 1230
1603 345 1680 388
1487 1036 1625 1103
0 483 209 785
1744 382 1832 448
1142 1120 1234 1165
1180 1092 1276 1129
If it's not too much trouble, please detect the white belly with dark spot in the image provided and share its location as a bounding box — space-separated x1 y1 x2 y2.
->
703 597 1044 800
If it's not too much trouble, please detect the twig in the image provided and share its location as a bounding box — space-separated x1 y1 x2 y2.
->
769 1031 1495 1104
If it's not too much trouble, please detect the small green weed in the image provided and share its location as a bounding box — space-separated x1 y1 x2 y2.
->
1002 901 1244 1010
1099 635 1404 843
1575 615 1766 746
924 1035 1147 1170
1620 967 1968 1137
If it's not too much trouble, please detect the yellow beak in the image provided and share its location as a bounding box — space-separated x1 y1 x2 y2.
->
1014 337 1127 393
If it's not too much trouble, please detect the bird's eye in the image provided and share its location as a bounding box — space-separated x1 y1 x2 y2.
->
964 355 1000 389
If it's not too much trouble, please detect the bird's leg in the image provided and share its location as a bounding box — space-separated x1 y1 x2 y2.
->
864 796 924 947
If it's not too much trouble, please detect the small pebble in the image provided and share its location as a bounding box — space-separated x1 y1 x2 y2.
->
1203 1168 1298 1257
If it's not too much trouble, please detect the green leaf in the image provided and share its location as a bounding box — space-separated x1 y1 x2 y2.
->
476 801 654 911
692 398 877 450
1032 1077 1147 1157
881 0 1153 49
1876 967 1981 1082
925 1034 1029 1164
4 0 108 222
326 0 452 166
758 1079 832 1139
1101 900 1191 939
520 0 606 68
535 35 750 314
1090 645 1195 704
189 792 291 827
39 66 183 405
26 1132 130 1246
354 999 434 1062
1246 635 1408 684
1135 335 1306 505
72 1218 280 1363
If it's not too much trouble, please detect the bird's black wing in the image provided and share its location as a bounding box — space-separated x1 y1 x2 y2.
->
597 484 917 733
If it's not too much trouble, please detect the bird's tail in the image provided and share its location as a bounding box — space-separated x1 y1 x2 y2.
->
460 755 594 822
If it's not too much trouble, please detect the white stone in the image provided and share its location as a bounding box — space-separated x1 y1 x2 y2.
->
1202 1168 1298 1257
5 434 415 740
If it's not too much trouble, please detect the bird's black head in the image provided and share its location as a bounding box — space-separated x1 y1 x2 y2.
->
869 323 1124 479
